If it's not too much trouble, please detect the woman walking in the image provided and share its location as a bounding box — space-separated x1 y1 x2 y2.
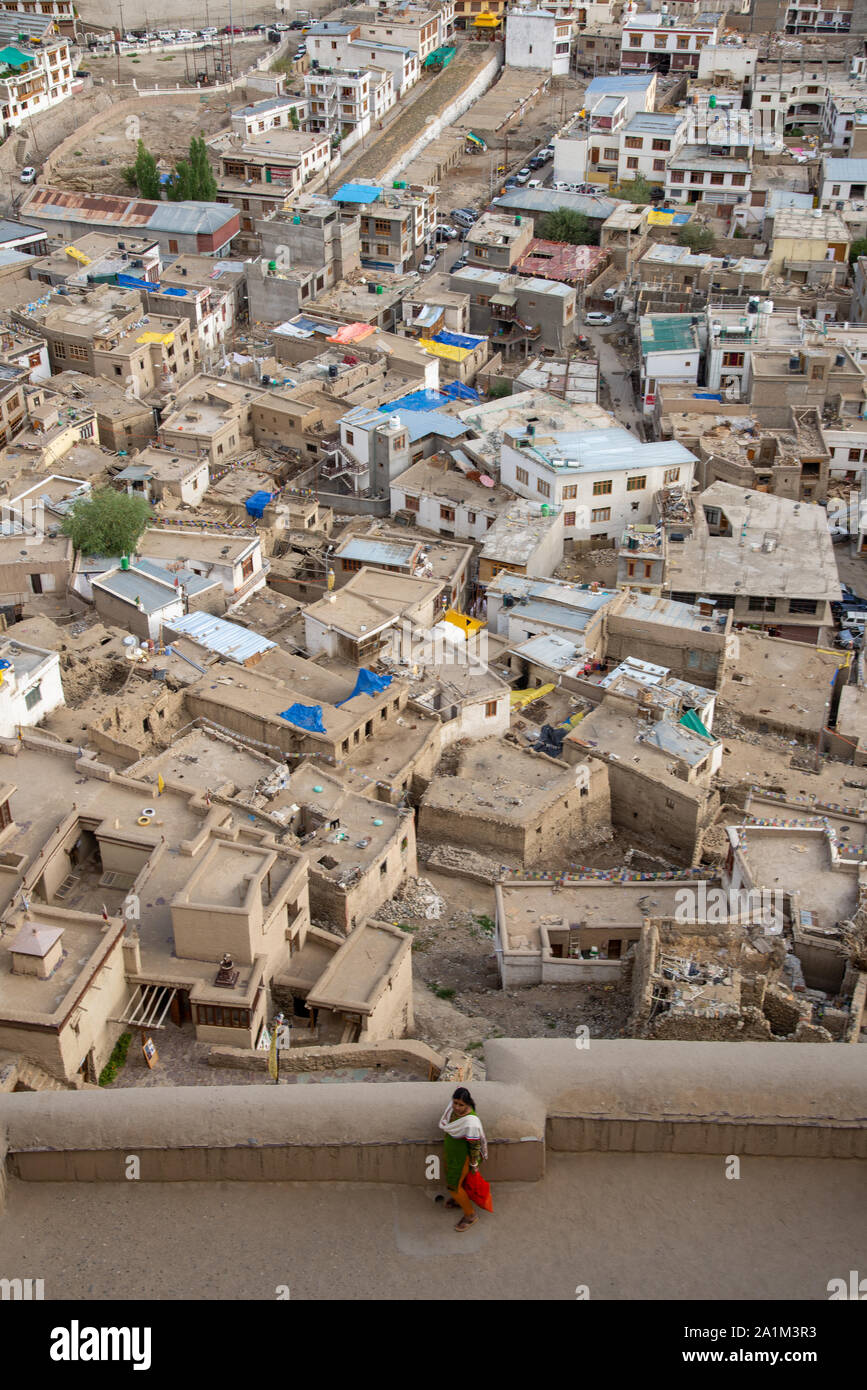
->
438 1087 489 1233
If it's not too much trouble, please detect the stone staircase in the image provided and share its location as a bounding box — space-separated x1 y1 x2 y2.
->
12 1059 77 1093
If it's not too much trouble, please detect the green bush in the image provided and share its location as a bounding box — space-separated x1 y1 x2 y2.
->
99 1032 132 1086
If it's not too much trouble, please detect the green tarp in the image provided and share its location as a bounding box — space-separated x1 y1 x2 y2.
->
0 46 32 68
679 707 712 740
423 45 456 68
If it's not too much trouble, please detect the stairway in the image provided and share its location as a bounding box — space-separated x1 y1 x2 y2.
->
12 1058 77 1092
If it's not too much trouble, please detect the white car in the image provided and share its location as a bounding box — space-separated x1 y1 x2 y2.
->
177 29 195 41
158 30 175 43
123 32 139 43
419 252 438 273
19 167 36 184
585 312 613 326
200 27 218 38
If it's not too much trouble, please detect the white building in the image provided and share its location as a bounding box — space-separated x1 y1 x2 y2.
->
553 94 629 188
499 427 696 546
305 22 420 95
618 111 685 187
231 95 310 142
696 42 757 86
666 110 753 205
304 66 395 144
0 638 63 737
639 314 703 415
820 157 867 209
505 7 572 75
0 18 73 140
620 12 720 74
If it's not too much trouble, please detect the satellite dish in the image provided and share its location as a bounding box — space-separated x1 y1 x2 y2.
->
122 635 137 647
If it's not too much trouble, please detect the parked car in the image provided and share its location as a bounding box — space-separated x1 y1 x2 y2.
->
503 177 519 190
419 252 438 273
19 167 36 184
451 207 478 222
515 167 532 184
274 21 291 30
585 311 613 326
289 19 304 28
123 31 139 42
540 145 555 159
158 30 175 42
528 155 546 171
177 29 196 42
603 287 618 301
451 256 468 271
435 223 459 241
74 68 90 77
221 24 243 33
295 46 307 57
200 27 218 38
450 209 476 228
527 179 542 190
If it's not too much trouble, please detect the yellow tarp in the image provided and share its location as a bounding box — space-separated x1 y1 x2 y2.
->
647 209 676 226
474 12 501 24
64 245 91 264
136 331 175 345
510 683 555 709
419 337 471 362
443 609 484 635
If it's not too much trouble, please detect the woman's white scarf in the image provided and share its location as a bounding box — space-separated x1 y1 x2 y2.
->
439 1101 488 1160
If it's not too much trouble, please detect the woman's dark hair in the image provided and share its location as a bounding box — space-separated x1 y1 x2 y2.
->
452 1086 475 1109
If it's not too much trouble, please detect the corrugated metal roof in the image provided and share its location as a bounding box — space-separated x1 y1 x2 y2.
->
528 429 696 473
134 557 215 597
492 190 618 220
333 183 383 204
164 611 275 662
94 567 182 615
23 188 236 237
340 537 416 566
824 157 867 181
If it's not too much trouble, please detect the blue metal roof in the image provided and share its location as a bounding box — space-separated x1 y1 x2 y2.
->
824 157 867 182
340 537 417 567
135 557 215 597
164 611 275 662
395 409 468 444
333 183 382 204
585 75 655 97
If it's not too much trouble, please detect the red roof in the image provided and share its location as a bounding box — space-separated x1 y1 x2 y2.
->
515 238 607 285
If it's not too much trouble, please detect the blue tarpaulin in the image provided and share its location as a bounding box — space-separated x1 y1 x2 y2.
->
379 388 449 412
337 668 393 705
116 274 154 290
432 330 486 350
442 381 479 402
160 285 188 297
279 703 325 733
245 491 273 518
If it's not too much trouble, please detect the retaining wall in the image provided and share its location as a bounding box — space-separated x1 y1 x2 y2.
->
1 1040 865 1198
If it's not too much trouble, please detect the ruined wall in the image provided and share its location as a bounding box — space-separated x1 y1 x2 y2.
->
604 612 727 691
309 818 417 934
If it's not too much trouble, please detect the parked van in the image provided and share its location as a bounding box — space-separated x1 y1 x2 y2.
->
158 30 175 43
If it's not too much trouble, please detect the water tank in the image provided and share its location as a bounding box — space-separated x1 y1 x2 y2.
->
328 364 339 378
268 260 277 274
760 299 774 315
388 415 401 430
120 556 130 570
292 215 301 225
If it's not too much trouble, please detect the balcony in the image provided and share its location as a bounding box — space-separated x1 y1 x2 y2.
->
493 319 541 342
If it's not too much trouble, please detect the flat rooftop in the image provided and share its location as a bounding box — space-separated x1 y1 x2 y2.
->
421 740 576 824
499 879 713 952
5 1149 861 1300
719 631 845 734
735 825 858 930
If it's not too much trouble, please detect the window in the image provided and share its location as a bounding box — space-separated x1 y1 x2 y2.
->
848 447 862 462
690 172 704 185
626 476 646 491
342 558 362 573
629 33 641 45
625 136 643 150
69 343 87 359
654 34 667 48
604 147 618 161
24 682 41 711
710 171 725 185
591 507 611 522
440 505 455 521
563 484 577 499
404 494 419 511
671 170 684 183
195 1005 251 1028
627 157 639 171
731 173 746 187
653 159 665 172
748 596 775 611
789 598 817 614
537 479 550 497
467 511 476 524
677 36 689 49
564 511 576 527
345 429 354 445
592 479 612 495
241 555 254 581
516 466 529 485
663 468 680 484
485 700 498 717
722 352 744 368
169 240 178 254
652 139 670 152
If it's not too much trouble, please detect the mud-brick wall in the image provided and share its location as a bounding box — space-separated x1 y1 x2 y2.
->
604 759 716 864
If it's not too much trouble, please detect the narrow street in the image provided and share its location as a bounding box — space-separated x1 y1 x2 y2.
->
581 321 643 434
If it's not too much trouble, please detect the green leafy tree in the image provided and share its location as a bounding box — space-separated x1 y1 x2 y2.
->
61 488 152 558
537 208 597 246
124 139 160 199
167 135 217 201
677 222 715 253
849 237 867 265
288 105 299 131
615 174 653 204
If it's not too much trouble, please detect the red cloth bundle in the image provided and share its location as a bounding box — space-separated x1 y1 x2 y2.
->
464 1171 493 1212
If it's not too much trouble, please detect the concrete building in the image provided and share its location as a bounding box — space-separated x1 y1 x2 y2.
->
303 568 444 663
0 635 63 737
0 532 72 619
620 12 719 74
0 14 73 140
389 455 513 540
112 448 209 509
505 7 572 74
449 266 577 355
768 207 850 288
304 64 396 145
618 112 685 188
418 739 609 866
49 372 157 454
664 482 841 642
639 314 702 415
478 499 565 583
137 528 267 605
331 180 437 276
212 129 333 225
305 21 420 95
465 212 535 272
500 424 696 548
331 525 473 607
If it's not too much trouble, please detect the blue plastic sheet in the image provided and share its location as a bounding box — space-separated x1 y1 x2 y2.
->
337 668 393 705
432 330 485 350
442 381 479 402
279 703 325 733
245 491 273 518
